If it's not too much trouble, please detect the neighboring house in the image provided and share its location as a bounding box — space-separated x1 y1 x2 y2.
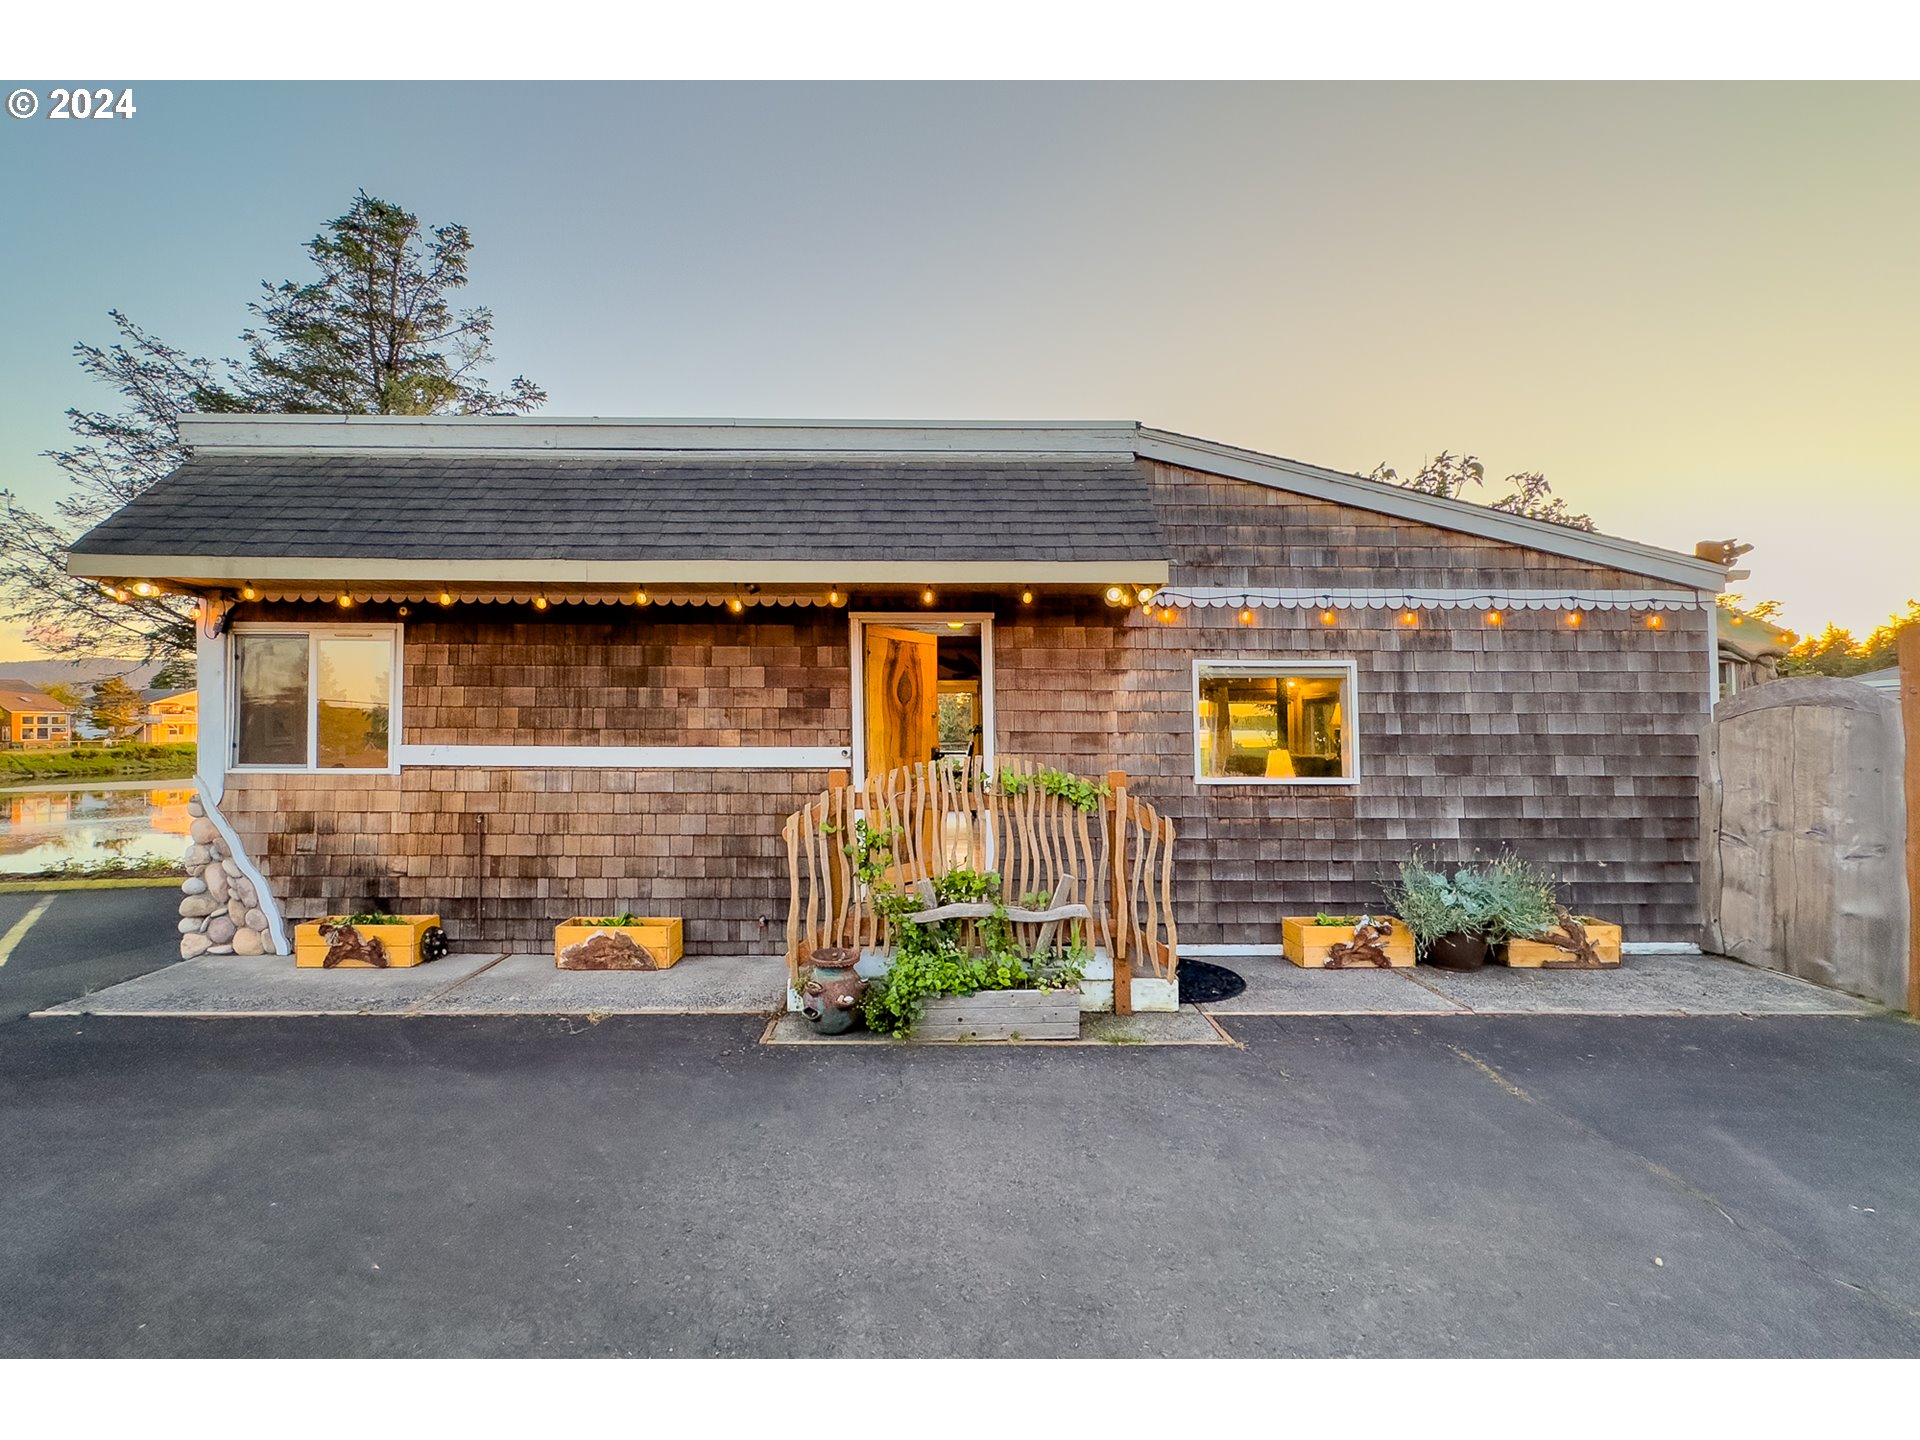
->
66 415 1729 956
1853 665 1900 694
139 688 199 744
1716 607 1793 702
0 685 74 749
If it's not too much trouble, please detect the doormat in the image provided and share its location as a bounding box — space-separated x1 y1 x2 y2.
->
1178 959 1247 1006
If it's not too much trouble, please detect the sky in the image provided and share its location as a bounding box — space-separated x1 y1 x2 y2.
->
1 81 1914 659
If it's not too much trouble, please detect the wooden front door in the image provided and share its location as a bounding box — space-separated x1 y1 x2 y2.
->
864 625 938 778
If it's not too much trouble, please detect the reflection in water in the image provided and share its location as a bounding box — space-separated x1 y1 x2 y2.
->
0 785 189 873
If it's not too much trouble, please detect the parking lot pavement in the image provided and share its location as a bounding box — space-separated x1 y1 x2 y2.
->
0 886 181 1022
2 1010 1917 1357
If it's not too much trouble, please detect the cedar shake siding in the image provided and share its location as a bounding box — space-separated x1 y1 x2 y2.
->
222 612 852 955
221 456 1706 952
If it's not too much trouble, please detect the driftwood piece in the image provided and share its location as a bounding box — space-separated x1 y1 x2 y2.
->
558 929 662 970
319 923 389 969
1535 908 1602 968
1326 917 1396 969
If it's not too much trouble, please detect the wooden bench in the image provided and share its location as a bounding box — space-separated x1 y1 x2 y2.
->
906 873 1092 955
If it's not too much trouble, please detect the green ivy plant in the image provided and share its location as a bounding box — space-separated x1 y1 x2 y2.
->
995 766 1110 813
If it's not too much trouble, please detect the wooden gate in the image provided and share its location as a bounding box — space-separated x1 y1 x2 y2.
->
782 755 1178 1013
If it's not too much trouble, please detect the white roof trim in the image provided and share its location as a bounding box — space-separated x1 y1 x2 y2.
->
178 414 1142 457
1157 586 1708 612
1137 428 1727 591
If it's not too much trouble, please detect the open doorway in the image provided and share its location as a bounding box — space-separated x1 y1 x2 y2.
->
852 614 993 781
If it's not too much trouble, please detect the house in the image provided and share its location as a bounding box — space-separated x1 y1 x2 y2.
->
1716 606 1793 701
0 685 74 749
65 415 1729 960
1854 665 1899 694
139 687 199 744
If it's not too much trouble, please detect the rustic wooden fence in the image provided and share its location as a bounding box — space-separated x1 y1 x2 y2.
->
782 755 1178 1013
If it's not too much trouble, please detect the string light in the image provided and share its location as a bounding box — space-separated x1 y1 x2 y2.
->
727 596 745 614
533 595 549 610
1645 613 1664 630
337 595 354 609
921 588 936 606
946 620 965 630
1136 588 1157 607
1399 610 1419 626
1020 589 1034 605
131 580 157 598
1238 607 1257 626
240 584 258 601
1485 610 1505 627
1157 606 1177 623
1565 610 1585 628
109 587 129 603
1105 586 1125 605
634 589 651 606
396 605 411 618
825 589 843 607
1319 609 1338 626
437 591 454 607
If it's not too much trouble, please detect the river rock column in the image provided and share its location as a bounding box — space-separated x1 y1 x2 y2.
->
179 799 268 958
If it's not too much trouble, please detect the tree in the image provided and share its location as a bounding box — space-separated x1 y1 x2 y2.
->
1781 597 1919 677
1367 451 1597 532
0 191 544 667
86 677 144 742
41 683 85 712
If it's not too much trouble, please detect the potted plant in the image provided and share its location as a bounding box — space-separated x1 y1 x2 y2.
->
294 911 448 969
1383 859 1490 969
555 913 685 970
1281 912 1415 968
1384 854 1559 970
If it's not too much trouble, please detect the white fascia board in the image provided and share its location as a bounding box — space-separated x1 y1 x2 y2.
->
1136 429 1728 592
178 414 1143 457
66 555 1170 587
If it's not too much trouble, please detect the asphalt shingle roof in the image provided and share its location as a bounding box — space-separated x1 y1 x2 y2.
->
69 454 1169 564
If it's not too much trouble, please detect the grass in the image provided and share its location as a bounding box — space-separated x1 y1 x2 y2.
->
9 855 186 881
0 742 196 786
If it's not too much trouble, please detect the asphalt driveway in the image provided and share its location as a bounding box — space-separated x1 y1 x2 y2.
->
3 1008 1917 1357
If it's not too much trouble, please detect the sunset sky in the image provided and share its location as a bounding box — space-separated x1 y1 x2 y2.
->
2 81 1914 659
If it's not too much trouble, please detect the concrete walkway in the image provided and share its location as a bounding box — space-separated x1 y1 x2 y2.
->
38 948 1883 1023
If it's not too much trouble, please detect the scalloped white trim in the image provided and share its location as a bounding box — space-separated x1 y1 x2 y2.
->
1155 586 1708 612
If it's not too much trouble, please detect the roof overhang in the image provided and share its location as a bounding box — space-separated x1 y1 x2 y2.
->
65 554 1170 590
1137 428 1728 592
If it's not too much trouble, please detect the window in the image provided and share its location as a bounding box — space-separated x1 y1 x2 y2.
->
232 626 398 771
1194 660 1357 784
1717 658 1740 701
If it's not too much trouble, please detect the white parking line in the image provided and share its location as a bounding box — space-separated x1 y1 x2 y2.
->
0 895 56 968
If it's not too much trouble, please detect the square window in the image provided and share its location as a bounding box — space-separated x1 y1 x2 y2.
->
1195 661 1356 783
232 626 398 772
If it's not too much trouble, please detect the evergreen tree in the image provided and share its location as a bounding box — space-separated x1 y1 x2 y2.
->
0 192 543 666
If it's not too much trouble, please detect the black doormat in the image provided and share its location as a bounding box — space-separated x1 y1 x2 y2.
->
1177 959 1246 1006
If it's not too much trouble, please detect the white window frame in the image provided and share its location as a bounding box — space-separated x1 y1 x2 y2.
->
1192 657 1361 787
228 621 403 775
848 612 995 784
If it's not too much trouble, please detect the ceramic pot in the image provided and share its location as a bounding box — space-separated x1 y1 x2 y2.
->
801 946 866 1034
1425 930 1491 970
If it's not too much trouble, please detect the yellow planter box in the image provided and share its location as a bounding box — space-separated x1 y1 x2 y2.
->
1282 915 1415 968
295 914 441 969
555 917 685 970
1504 919 1622 968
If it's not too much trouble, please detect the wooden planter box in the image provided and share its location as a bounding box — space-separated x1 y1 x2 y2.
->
295 914 441 969
554 917 685 970
1504 919 1623 968
1282 915 1416 968
914 988 1079 1041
